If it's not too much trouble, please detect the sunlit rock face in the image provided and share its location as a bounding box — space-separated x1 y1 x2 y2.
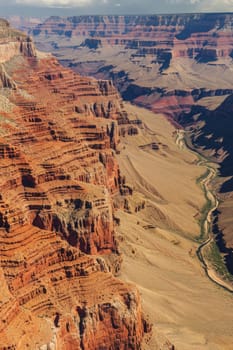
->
0 20 146 350
28 14 233 118
28 13 233 281
32 13 233 61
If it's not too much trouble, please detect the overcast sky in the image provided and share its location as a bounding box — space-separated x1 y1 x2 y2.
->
1 0 233 16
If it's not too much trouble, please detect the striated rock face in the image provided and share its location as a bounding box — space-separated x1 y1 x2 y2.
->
0 19 36 63
25 14 233 281
32 14 233 61
0 21 146 350
26 13 233 121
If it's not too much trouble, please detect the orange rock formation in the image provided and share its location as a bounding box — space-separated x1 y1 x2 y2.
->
0 20 146 350
30 14 233 120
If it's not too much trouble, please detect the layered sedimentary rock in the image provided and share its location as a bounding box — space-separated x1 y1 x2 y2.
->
26 14 233 276
31 14 233 60
0 20 146 349
29 16 233 79
21 14 233 127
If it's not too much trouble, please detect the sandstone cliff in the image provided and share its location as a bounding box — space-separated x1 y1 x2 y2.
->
32 14 233 62
0 20 147 349
29 14 233 120
27 14 233 275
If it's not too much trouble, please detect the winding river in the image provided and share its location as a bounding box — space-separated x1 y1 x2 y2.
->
176 129 233 293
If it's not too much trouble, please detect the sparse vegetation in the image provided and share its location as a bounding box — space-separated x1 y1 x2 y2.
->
206 241 233 283
183 134 216 241
183 131 233 287
197 189 212 241
196 169 210 185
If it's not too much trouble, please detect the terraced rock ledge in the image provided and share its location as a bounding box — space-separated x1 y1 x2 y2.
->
0 20 148 350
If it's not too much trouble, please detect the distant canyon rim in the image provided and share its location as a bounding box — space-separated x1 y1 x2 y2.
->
23 13 233 279
0 13 233 350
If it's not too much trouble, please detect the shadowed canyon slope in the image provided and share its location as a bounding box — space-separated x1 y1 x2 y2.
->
28 13 233 275
0 19 149 350
30 14 233 102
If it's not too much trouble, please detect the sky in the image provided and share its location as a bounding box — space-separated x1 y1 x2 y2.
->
1 0 233 16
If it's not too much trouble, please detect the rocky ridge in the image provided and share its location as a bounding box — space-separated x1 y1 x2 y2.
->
32 14 233 60
25 14 233 125
0 20 147 349
27 12 233 153
28 14 233 278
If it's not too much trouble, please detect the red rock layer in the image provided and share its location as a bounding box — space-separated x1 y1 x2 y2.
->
28 14 233 120
33 14 233 60
0 21 145 350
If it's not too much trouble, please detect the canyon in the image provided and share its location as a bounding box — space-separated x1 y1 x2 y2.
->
0 19 150 350
25 13 233 277
2 13 233 349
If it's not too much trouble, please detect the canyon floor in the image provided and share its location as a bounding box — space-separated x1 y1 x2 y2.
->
116 104 233 350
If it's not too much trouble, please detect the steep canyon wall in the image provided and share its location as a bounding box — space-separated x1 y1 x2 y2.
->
27 13 233 276
0 19 147 350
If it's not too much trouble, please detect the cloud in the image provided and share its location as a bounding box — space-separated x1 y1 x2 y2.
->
15 0 103 7
167 0 199 3
167 0 233 11
198 0 233 11
2 0 233 14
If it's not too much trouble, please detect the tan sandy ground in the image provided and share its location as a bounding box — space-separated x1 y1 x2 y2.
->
116 104 233 350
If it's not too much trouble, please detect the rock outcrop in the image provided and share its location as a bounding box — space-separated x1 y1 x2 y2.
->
0 19 36 63
21 14 233 123
31 14 233 61
24 15 231 114
0 20 146 349
26 14 233 274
